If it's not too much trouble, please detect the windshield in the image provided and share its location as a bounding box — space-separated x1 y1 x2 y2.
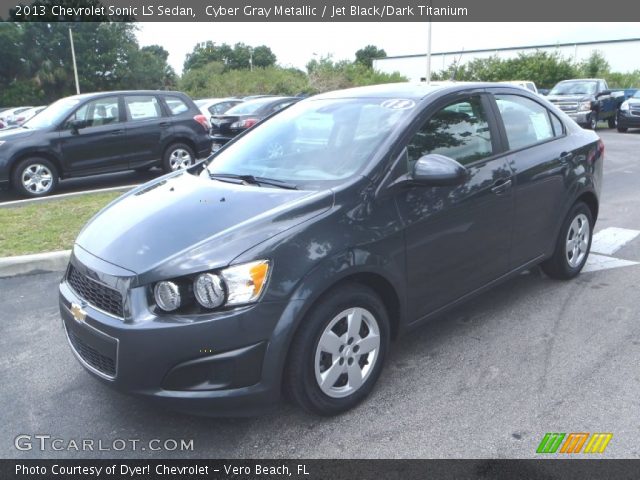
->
23 97 82 129
633 91 640 99
225 98 280 115
550 81 597 96
204 97 414 188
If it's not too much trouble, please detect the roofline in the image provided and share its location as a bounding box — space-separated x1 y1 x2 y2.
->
376 37 640 61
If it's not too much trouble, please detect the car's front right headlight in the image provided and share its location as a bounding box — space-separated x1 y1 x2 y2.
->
620 100 630 112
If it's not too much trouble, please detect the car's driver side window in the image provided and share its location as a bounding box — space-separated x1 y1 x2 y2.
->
407 96 493 169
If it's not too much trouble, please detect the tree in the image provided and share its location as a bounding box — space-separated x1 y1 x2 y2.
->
183 42 277 73
579 51 610 78
355 45 387 68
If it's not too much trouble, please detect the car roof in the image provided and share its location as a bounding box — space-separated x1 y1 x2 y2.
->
64 90 188 101
312 82 522 101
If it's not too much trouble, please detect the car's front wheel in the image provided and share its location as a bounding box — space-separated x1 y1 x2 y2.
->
588 111 598 130
162 143 195 173
12 157 59 198
608 111 618 128
284 283 390 415
617 125 628 133
541 201 593 279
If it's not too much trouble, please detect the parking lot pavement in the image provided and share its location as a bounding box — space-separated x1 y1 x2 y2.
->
0 169 160 204
1 130 639 459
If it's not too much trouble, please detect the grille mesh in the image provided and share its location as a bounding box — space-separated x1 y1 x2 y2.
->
67 328 116 377
67 265 124 318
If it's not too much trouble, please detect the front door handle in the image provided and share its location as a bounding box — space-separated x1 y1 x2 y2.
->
110 129 125 136
159 122 171 128
491 178 512 195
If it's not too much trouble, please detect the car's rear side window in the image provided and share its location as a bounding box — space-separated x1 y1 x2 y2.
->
125 96 162 121
164 96 190 115
495 94 556 150
407 96 494 166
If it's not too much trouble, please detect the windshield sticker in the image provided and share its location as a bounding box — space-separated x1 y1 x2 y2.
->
381 99 415 110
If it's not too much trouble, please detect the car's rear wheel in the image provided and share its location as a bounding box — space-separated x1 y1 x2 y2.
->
541 201 593 279
284 283 390 415
617 125 628 133
162 143 195 173
12 157 59 198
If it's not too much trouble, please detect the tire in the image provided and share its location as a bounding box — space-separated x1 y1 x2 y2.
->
162 143 195 173
617 126 628 133
541 202 593 280
284 283 390 416
587 111 598 130
11 157 59 198
607 112 617 129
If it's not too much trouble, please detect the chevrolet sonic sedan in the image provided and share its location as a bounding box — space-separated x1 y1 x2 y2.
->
59 83 603 416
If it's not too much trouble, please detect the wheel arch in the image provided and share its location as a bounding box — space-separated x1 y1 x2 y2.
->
10 151 63 185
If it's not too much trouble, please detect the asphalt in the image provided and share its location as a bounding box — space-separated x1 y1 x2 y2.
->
1 129 640 459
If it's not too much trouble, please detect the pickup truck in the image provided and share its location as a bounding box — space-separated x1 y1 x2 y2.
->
547 78 630 129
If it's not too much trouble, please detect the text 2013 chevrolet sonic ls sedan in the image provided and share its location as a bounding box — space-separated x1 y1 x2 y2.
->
59 83 603 416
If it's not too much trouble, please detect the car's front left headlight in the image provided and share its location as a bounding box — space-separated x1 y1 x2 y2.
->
620 100 630 112
152 260 270 313
577 101 592 112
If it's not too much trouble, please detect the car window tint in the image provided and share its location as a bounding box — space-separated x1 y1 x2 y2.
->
496 95 554 149
165 96 189 115
407 96 493 166
125 96 162 121
67 97 120 128
269 101 293 114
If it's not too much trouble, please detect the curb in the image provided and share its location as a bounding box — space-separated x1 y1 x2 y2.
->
0 185 137 209
0 250 71 278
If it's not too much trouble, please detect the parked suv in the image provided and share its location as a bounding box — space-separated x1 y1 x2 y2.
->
0 91 212 197
60 83 602 416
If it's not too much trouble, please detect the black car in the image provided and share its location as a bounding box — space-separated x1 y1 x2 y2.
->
0 90 212 197
210 96 299 151
59 83 602 416
617 90 640 132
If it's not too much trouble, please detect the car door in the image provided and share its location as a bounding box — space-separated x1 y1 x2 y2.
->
59 96 129 173
123 94 168 169
489 90 572 267
394 92 515 322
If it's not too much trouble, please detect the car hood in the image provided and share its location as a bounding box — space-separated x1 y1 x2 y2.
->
0 127 35 140
75 172 333 281
547 94 591 103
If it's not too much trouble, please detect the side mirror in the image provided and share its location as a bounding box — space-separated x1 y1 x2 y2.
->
596 90 611 97
70 119 87 133
412 154 468 186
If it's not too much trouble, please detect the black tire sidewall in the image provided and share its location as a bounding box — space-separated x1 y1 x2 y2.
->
589 111 598 130
162 143 195 173
287 284 390 415
12 157 58 197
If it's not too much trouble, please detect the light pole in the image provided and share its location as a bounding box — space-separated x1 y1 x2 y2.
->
426 20 432 84
249 47 253 71
69 27 80 94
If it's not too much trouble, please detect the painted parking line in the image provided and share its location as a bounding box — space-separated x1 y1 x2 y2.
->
583 253 639 273
591 227 640 255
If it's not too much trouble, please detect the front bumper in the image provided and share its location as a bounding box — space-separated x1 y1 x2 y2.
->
566 111 593 126
618 110 640 129
58 253 298 416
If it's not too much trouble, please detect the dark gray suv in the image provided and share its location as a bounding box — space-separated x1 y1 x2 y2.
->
0 90 212 197
59 83 603 416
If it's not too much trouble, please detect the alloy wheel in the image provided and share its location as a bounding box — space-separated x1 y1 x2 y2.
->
21 164 53 194
565 213 590 268
169 148 193 170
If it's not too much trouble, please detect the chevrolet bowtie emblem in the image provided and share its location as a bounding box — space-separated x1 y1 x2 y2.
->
70 303 87 323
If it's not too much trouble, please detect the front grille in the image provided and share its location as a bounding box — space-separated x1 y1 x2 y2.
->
67 328 116 377
631 110 640 117
67 265 124 318
554 102 578 114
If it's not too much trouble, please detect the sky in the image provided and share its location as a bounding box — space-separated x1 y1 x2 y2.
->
136 22 640 75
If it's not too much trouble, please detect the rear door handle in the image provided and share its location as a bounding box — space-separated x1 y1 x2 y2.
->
110 129 125 136
159 122 171 128
491 178 512 195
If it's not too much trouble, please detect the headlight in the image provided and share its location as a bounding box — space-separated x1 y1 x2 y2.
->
222 260 270 305
620 100 630 112
151 260 270 313
154 281 181 311
577 101 592 112
194 273 225 309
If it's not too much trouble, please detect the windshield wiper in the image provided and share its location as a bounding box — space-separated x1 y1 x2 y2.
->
209 173 297 190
